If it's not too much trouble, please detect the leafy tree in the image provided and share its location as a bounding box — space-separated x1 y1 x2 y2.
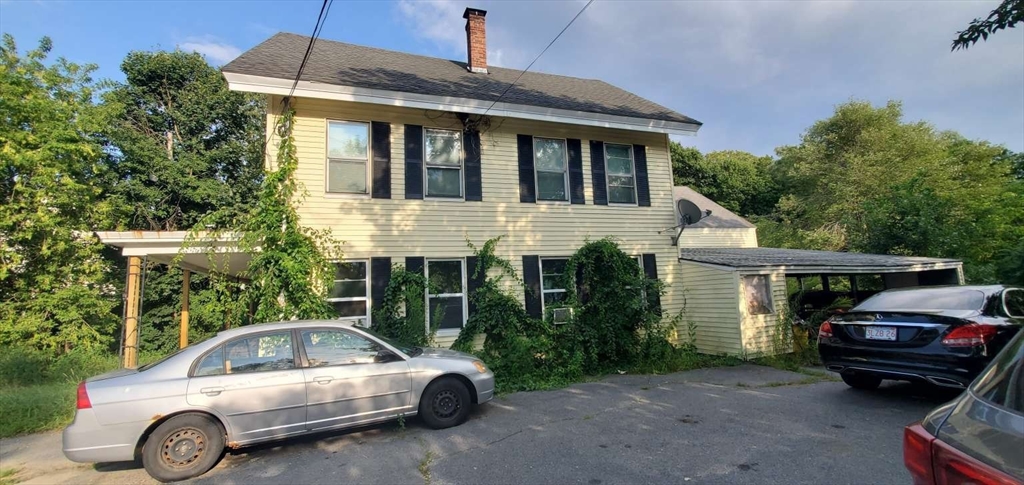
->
952 0 1024 51
670 144 779 216
0 35 118 353
96 51 266 352
100 50 264 231
768 100 1022 282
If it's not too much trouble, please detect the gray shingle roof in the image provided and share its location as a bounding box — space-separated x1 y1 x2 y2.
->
679 248 961 269
673 186 755 229
222 33 700 125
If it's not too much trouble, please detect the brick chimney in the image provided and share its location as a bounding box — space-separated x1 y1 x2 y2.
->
464 8 487 73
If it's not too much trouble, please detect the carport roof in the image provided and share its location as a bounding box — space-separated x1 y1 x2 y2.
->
678 248 962 273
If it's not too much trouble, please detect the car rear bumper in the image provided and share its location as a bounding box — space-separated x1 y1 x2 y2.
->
819 344 988 388
62 409 144 463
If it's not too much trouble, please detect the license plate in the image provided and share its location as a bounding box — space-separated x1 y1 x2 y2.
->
865 326 897 341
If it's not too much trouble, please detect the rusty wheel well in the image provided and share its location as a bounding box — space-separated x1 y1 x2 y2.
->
133 410 229 461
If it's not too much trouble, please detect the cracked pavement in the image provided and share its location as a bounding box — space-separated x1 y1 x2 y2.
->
0 364 960 484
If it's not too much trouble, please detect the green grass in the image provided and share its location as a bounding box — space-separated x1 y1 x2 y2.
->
0 382 77 438
0 468 20 485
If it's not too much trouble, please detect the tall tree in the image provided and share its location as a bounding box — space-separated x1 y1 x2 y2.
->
98 50 266 352
670 143 779 216
952 0 1024 51
100 50 265 231
0 35 118 353
770 100 1022 281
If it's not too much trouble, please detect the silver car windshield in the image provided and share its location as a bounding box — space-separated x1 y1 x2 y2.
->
354 325 421 356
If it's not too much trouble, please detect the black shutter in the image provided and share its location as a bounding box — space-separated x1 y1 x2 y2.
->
642 253 661 314
522 255 542 318
404 125 423 199
633 144 651 207
517 134 536 203
466 256 485 316
405 256 424 277
371 122 391 199
370 257 391 316
575 263 588 304
567 138 585 204
464 130 482 201
590 140 607 205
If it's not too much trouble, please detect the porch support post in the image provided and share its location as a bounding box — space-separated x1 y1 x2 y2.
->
123 256 142 369
179 269 191 349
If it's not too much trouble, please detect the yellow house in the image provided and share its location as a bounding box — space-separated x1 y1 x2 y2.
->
98 7 964 362
217 8 702 349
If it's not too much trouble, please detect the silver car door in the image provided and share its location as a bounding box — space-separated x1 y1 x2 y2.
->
186 330 306 444
299 328 413 431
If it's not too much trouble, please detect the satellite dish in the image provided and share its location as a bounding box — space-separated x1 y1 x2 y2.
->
677 198 705 225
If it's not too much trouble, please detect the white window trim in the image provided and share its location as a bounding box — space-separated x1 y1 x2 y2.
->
604 142 638 206
423 127 465 200
533 136 570 203
539 257 571 319
328 259 371 326
742 274 775 316
325 119 372 196
425 258 468 335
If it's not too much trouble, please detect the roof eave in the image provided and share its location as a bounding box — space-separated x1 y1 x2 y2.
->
676 258 964 274
223 72 701 136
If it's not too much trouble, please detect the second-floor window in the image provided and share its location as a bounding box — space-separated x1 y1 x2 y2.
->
327 120 370 194
534 137 568 201
424 128 463 198
605 143 636 204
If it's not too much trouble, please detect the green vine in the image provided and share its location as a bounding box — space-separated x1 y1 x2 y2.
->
182 103 341 324
371 266 439 347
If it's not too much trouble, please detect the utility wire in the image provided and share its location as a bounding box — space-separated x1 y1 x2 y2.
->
263 0 334 154
481 0 595 117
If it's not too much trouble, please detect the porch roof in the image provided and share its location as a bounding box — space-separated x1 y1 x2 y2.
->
678 248 962 274
95 231 250 278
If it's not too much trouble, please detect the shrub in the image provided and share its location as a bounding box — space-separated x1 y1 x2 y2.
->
372 266 439 347
0 348 49 387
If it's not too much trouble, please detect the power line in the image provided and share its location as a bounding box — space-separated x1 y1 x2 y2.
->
262 0 334 156
481 0 595 117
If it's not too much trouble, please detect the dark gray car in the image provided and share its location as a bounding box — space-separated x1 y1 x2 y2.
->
904 328 1024 484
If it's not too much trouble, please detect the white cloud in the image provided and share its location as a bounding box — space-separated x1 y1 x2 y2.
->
394 0 1024 154
179 36 242 65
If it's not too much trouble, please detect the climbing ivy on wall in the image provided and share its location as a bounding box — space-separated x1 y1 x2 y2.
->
185 103 341 325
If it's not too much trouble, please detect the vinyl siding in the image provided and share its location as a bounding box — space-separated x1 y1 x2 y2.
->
271 95 686 348
676 261 742 355
738 270 791 356
677 228 758 249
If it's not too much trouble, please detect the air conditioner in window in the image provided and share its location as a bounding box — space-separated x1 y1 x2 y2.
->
551 307 573 325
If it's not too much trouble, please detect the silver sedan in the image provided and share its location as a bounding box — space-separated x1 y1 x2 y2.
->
62 320 494 482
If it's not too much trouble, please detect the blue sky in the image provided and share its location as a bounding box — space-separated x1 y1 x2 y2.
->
2 0 1022 156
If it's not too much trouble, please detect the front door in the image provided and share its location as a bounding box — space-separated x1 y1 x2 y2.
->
186 330 307 444
299 328 413 431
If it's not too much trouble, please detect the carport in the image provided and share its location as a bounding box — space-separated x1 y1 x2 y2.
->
675 247 964 356
95 231 250 368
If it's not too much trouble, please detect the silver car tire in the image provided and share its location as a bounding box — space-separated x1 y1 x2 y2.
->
418 377 472 429
142 413 225 483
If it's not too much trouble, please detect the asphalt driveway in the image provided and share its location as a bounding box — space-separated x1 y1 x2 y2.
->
1 364 959 485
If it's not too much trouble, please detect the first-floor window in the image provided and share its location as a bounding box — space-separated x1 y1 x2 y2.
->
742 274 774 315
540 258 571 323
329 261 370 326
426 259 466 330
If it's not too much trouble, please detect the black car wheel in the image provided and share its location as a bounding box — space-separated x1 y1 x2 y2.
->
841 372 883 390
419 377 471 429
142 413 225 483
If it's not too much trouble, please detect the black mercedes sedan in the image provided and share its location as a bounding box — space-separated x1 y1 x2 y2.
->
819 285 1023 390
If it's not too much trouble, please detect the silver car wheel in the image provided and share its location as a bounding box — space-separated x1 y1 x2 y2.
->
161 428 207 469
432 389 461 419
